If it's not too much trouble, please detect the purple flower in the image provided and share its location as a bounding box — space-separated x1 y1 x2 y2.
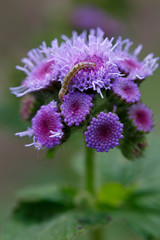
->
11 28 158 155
84 112 123 152
70 5 126 37
128 103 154 132
61 91 93 126
16 101 64 149
114 37 159 80
132 142 147 159
53 28 121 98
112 78 141 103
20 94 35 120
10 41 59 97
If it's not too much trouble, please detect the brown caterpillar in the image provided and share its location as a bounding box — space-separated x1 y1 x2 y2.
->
59 62 96 101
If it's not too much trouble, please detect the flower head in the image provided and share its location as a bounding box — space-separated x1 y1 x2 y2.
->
11 28 158 159
20 94 35 120
132 141 148 159
128 103 154 132
16 101 64 149
112 78 141 103
114 37 159 80
61 91 93 126
84 112 123 152
10 41 59 97
71 5 126 36
53 28 121 97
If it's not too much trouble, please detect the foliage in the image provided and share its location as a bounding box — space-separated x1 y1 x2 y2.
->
1 134 160 240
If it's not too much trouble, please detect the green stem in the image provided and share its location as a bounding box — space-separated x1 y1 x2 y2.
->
91 228 104 240
85 147 95 195
85 148 104 240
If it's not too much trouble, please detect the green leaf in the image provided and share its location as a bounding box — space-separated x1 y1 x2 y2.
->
97 134 160 238
46 148 57 159
72 134 160 238
13 184 77 223
2 135 160 239
16 184 76 204
0 210 111 240
97 182 133 207
116 210 160 239
97 134 160 188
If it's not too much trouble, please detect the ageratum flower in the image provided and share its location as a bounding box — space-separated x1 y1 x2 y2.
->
61 91 93 126
10 41 59 97
132 141 148 159
84 112 123 152
114 37 159 80
20 94 35 120
11 28 158 157
52 28 121 98
128 103 154 132
16 101 64 149
112 78 141 104
71 5 125 37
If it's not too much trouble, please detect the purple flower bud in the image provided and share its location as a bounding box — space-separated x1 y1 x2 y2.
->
20 94 35 120
112 78 141 104
133 141 148 159
114 37 159 80
10 41 59 97
128 103 154 132
84 112 123 152
70 5 126 37
16 101 64 149
61 91 93 126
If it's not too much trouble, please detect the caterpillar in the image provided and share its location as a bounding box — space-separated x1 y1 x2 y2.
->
59 62 96 101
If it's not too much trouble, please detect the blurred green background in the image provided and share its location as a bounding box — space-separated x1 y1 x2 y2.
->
0 0 160 239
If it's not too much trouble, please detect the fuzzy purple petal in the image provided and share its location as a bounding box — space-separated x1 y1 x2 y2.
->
71 5 126 36
32 101 64 148
52 28 121 97
20 95 35 120
128 103 154 132
61 91 93 126
10 42 59 97
84 112 123 152
112 78 141 103
114 37 159 80
16 101 64 150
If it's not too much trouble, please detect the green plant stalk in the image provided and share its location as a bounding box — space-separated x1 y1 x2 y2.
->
85 147 95 195
85 147 104 239
92 228 104 240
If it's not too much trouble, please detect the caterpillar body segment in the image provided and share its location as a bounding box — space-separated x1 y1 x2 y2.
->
59 62 96 101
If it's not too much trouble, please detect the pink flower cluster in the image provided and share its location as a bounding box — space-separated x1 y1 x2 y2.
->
11 28 157 154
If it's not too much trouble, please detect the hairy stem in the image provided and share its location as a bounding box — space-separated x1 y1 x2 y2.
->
91 228 104 240
85 147 95 195
85 148 104 240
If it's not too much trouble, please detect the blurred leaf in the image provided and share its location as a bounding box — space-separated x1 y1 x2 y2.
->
1 133 160 239
2 205 160 240
96 134 160 188
97 182 133 207
38 210 110 240
128 188 160 202
0 210 110 240
96 134 160 238
46 148 57 159
16 184 76 203
72 134 160 238
117 210 160 239
13 184 77 223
